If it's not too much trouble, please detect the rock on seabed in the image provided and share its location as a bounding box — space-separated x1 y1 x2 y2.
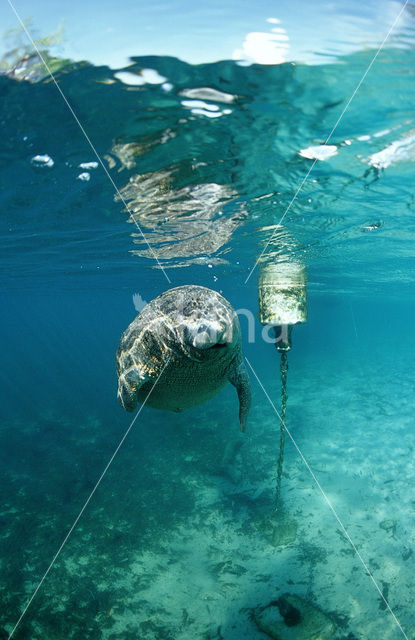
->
254 593 336 640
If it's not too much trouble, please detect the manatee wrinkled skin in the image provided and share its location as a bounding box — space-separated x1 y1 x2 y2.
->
116 285 251 431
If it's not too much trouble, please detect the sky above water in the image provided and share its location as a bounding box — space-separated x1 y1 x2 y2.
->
1 0 413 69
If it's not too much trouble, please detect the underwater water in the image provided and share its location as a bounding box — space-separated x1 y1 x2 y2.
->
2 17 415 640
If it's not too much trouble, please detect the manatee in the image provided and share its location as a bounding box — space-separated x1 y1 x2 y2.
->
116 285 251 431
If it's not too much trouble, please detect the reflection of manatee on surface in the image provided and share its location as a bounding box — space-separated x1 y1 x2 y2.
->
114 165 246 267
116 285 251 431
106 131 177 171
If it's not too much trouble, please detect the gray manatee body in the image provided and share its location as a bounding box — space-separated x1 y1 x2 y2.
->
116 285 251 431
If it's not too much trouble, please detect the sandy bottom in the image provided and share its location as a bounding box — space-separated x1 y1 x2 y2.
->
1 348 415 640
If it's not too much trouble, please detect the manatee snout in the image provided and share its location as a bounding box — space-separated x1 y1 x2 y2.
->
180 320 232 350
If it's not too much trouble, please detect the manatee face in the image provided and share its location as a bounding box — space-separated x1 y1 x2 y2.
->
175 313 236 361
161 286 239 362
183 319 229 349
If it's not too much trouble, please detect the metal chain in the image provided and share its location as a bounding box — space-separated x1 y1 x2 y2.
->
275 350 288 509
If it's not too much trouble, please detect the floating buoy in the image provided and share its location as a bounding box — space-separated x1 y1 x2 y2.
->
258 261 307 351
258 260 307 509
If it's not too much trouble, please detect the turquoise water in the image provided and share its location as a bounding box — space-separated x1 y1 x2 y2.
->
1 30 415 640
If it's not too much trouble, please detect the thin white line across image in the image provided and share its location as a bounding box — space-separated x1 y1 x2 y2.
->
7 0 172 284
244 0 410 284
245 356 409 640
6 359 170 640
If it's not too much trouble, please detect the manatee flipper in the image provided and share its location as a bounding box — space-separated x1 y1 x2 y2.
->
117 366 148 412
228 360 251 432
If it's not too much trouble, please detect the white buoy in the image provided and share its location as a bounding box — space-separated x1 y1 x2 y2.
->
258 261 307 351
